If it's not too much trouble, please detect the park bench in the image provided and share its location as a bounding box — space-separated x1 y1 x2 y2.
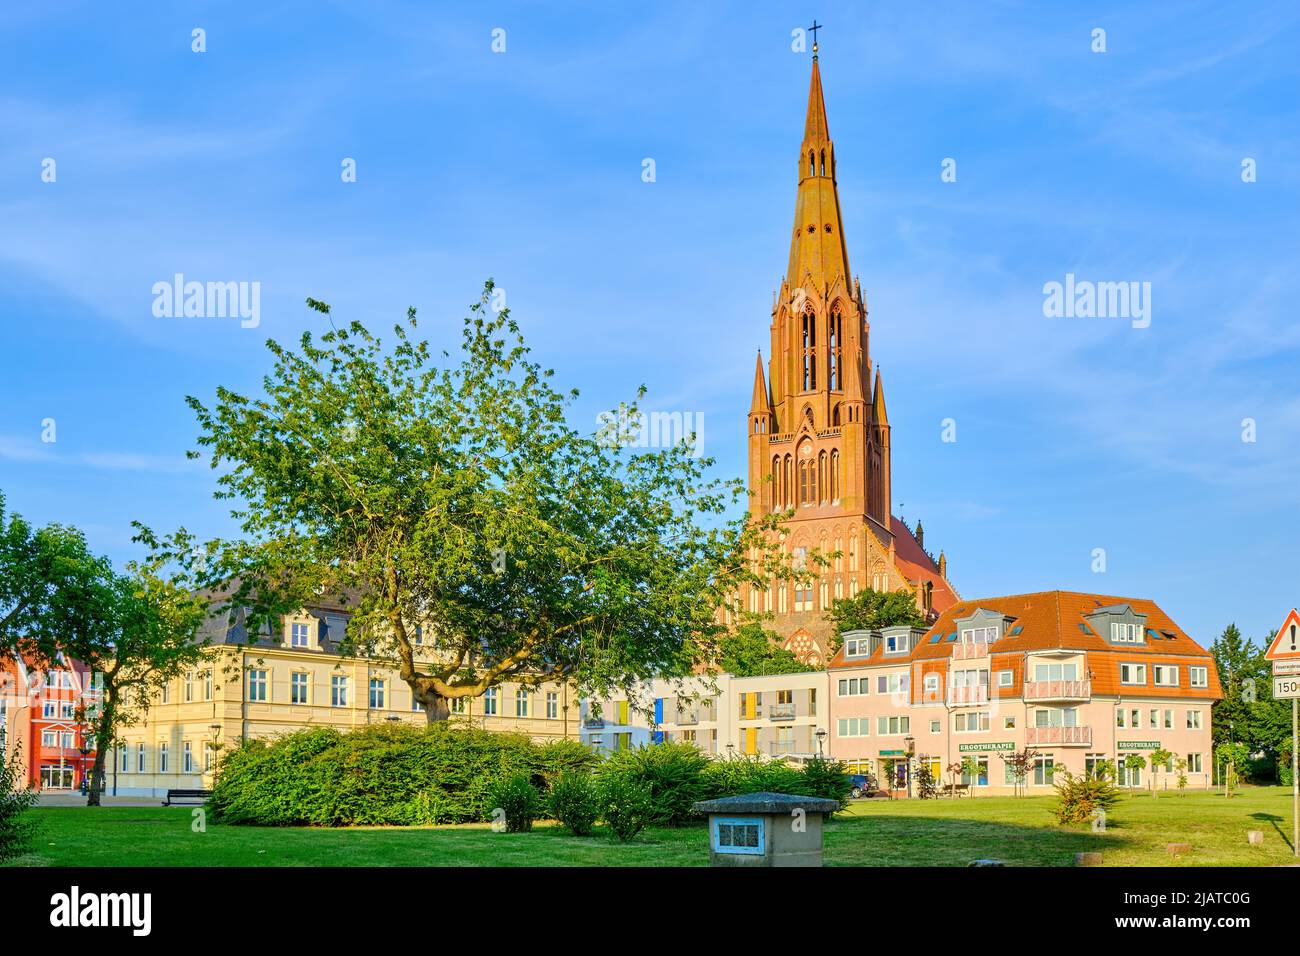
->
162 788 211 806
942 783 971 798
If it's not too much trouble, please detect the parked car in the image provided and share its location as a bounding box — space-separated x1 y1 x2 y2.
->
847 773 878 799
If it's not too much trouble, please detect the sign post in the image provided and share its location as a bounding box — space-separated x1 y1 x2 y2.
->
1264 609 1300 858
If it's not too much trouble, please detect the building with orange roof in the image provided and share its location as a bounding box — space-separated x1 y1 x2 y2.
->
826 591 1221 795
731 50 958 666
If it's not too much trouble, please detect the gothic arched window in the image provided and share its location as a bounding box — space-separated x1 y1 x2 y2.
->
828 308 842 390
831 449 841 501
819 150 826 176
801 312 817 391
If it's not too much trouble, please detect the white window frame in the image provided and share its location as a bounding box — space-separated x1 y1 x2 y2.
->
1119 663 1147 686
1189 666 1208 688
331 675 349 708
1153 665 1179 687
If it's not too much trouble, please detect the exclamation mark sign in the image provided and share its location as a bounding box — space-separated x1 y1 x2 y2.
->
1291 623 1297 653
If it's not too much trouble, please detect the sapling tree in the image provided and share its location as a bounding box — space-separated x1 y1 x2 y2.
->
999 746 1040 797
1148 747 1173 797
1123 753 1147 791
181 285 798 721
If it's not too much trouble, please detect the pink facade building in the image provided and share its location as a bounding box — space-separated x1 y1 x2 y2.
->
827 591 1221 795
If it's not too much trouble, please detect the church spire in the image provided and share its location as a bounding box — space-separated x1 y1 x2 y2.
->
749 351 771 413
786 55 851 294
872 367 889 426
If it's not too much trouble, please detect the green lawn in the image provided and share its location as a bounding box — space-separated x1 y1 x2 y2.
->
7 786 1296 867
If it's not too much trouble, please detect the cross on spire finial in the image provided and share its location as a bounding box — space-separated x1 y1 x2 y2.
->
808 19 822 56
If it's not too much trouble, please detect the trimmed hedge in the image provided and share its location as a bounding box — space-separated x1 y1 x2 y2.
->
210 724 597 827
210 726 849 828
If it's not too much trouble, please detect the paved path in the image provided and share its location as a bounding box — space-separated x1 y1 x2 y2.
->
37 794 166 808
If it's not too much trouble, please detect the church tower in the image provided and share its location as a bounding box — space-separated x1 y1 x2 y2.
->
741 49 957 665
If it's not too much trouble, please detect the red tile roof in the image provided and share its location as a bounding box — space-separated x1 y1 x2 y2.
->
827 589 1221 699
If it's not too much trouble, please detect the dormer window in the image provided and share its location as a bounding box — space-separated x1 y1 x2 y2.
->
844 637 869 658
1111 622 1143 644
290 622 311 648
885 633 908 654
960 625 998 644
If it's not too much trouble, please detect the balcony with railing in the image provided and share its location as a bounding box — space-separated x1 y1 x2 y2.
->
951 641 989 661
1026 725 1092 747
1023 679 1091 702
675 711 700 726
769 740 806 756
768 702 796 721
947 685 989 706
583 717 605 730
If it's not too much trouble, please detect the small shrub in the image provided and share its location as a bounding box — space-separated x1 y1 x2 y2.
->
596 742 709 827
535 738 600 785
700 754 803 800
1052 766 1120 825
796 756 852 807
0 745 38 862
600 776 655 842
486 773 543 833
549 771 599 836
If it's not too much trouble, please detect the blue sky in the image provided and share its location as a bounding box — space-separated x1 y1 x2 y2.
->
1 2 1297 645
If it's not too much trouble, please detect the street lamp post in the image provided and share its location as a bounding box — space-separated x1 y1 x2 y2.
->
815 729 827 758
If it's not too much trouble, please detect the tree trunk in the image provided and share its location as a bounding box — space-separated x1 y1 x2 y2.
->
86 697 115 807
418 690 450 723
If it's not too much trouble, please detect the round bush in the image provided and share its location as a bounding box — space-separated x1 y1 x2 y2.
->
549 771 599 836
599 776 655 842
486 772 543 832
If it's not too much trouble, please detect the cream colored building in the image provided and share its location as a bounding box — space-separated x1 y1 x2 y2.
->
581 670 831 761
110 603 578 797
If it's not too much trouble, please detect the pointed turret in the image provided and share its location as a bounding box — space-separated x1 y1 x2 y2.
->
749 351 771 414
872 367 889 426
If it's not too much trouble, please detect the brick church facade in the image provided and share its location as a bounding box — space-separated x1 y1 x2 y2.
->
739 52 959 666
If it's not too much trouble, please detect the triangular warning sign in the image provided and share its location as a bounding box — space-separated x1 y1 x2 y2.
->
1265 609 1300 660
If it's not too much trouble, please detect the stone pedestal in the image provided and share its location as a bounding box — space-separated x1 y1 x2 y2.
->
692 792 841 867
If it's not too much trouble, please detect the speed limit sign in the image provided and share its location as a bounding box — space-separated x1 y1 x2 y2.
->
1274 675 1300 700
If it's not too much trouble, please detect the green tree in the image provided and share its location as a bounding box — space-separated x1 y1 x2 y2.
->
825 588 925 652
1216 741 1249 797
1210 624 1267 753
51 529 211 807
0 491 107 651
1149 747 1172 797
1123 753 1147 790
718 620 812 677
181 286 790 721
